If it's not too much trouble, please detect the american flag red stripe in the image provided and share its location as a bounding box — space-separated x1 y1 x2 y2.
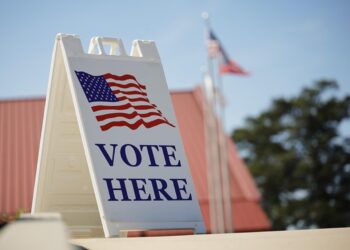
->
96 111 162 122
91 103 159 112
100 119 174 131
75 71 175 131
108 82 146 90
112 89 148 96
117 96 151 103
103 73 143 85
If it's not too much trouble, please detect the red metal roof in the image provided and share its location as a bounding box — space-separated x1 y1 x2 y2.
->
171 88 270 232
227 139 261 201
170 90 209 202
232 201 271 232
0 98 45 214
0 90 270 232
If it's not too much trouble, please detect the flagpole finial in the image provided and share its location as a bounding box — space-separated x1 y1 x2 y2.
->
201 12 209 20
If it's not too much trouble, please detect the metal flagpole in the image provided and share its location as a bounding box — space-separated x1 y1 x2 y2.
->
202 71 218 234
202 12 225 234
216 69 234 232
201 14 215 234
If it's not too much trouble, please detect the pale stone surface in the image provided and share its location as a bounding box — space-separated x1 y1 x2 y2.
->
71 227 350 250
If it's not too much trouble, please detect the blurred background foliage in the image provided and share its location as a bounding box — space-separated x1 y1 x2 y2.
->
232 80 350 230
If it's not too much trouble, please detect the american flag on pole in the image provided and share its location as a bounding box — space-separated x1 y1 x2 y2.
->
75 71 175 131
208 29 249 76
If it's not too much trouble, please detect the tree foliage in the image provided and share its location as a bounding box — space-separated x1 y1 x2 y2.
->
232 80 350 230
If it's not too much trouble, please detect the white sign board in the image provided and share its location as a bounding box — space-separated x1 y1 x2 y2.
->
32 34 205 237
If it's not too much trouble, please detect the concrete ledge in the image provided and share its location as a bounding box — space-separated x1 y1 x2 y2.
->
71 227 350 250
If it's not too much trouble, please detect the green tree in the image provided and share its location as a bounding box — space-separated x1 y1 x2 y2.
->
232 80 350 230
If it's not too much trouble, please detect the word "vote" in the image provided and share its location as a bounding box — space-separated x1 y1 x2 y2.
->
95 144 182 167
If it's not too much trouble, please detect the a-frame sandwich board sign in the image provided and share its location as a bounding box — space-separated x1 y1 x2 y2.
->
31 34 206 237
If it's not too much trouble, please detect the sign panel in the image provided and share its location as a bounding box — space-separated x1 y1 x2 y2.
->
32 34 205 237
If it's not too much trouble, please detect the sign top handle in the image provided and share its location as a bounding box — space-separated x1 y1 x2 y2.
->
56 34 160 61
88 37 127 56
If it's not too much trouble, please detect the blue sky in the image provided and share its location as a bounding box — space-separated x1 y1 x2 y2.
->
0 0 349 132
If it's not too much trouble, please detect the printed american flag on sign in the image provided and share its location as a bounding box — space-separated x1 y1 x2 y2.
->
75 71 175 131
